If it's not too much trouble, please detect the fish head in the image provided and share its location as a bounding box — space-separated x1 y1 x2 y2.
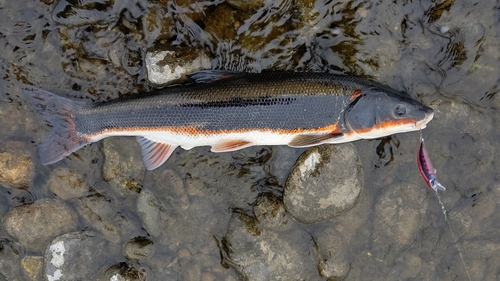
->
343 87 434 139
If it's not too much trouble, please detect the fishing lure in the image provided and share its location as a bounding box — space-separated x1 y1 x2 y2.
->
417 135 446 191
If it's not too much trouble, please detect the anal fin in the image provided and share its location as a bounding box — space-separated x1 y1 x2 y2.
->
136 137 177 170
288 132 343 147
211 140 253 152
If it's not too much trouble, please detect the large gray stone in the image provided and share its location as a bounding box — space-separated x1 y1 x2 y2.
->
284 144 363 223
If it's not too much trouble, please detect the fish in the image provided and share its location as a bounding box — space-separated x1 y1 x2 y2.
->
22 70 434 170
417 136 446 191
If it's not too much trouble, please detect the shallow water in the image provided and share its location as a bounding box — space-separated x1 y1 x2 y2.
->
1 0 500 280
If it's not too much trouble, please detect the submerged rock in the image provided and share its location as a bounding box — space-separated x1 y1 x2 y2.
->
3 198 78 252
123 236 154 264
253 192 291 232
48 167 90 200
44 231 109 281
76 191 137 243
223 209 320 280
0 141 35 189
284 143 363 224
136 189 161 237
21 256 43 280
314 226 350 279
96 262 147 281
101 138 145 196
372 183 428 256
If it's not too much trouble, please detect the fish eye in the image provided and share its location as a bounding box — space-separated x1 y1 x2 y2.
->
394 104 407 117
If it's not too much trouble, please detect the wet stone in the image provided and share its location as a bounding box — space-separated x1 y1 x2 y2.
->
284 143 363 224
136 189 161 237
223 212 319 280
373 183 428 256
44 231 109 281
145 45 211 85
431 99 493 136
0 239 24 280
76 191 132 243
48 167 90 200
314 226 349 279
123 236 154 264
264 146 303 187
226 0 265 11
0 141 35 189
96 262 147 281
253 193 291 232
3 198 78 252
21 256 43 280
102 138 145 196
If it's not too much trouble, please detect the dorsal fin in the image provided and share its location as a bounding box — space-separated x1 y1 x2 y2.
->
187 70 242 83
136 137 177 170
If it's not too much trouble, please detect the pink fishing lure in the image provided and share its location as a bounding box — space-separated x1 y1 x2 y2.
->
417 137 446 191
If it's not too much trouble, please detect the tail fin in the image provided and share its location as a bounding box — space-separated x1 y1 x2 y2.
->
22 87 89 165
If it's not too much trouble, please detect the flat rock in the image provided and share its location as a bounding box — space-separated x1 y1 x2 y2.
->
3 198 78 252
284 143 363 223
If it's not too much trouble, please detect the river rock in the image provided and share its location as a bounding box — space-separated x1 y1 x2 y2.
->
0 141 35 189
223 212 320 280
123 236 154 264
253 193 291 232
3 198 78 252
44 231 109 281
226 0 265 12
136 189 161 237
76 191 131 243
145 45 211 85
284 143 363 223
48 167 90 200
101 138 145 196
96 262 146 281
0 239 24 280
21 256 43 280
372 183 427 256
264 146 303 187
314 226 349 279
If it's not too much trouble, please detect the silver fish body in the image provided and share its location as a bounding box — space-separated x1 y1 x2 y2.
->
23 71 434 170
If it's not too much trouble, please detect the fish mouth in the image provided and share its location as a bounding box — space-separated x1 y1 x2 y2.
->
415 111 434 130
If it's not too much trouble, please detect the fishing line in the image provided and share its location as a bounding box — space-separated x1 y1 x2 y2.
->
419 130 471 280
433 189 472 281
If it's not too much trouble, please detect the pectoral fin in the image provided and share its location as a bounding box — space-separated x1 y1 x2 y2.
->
211 139 253 152
136 137 177 170
288 132 343 147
